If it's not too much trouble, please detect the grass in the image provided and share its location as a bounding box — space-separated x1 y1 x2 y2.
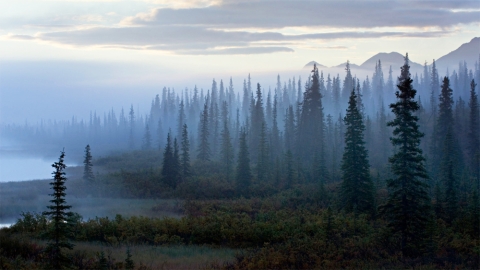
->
0 179 183 224
68 242 237 270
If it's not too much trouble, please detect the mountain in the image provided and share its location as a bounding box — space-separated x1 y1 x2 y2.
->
435 37 479 72
360 52 423 72
302 37 479 75
303 61 327 69
332 62 361 69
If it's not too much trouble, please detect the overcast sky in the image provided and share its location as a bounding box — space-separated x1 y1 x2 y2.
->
1 0 479 124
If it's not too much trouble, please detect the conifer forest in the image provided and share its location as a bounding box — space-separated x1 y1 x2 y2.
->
1 12 480 268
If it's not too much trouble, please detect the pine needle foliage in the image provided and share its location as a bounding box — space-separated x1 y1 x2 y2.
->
236 128 252 196
340 89 375 215
43 150 74 269
83 144 94 183
380 54 431 257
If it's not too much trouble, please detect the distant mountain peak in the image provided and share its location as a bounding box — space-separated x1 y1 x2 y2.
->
303 61 327 69
435 36 479 71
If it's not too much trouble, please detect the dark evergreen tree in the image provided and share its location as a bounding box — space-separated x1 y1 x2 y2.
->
142 123 152 150
43 150 74 269
468 80 479 187
250 83 265 161
157 118 164 151
128 105 135 149
342 61 354 105
257 122 269 182
125 248 135 270
340 89 375 215
220 114 234 181
285 150 294 189
284 105 295 151
97 251 108 270
467 190 480 239
197 103 211 161
177 100 186 139
442 129 457 223
83 144 94 183
297 64 326 170
380 54 430 257
180 124 191 178
162 133 180 189
236 128 252 196
173 138 180 188
271 91 281 159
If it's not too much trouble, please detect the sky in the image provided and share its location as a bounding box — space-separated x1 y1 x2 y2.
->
1 0 479 124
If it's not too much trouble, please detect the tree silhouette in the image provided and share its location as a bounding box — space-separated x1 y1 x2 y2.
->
43 150 74 269
340 89 375 215
380 54 430 257
236 128 252 196
83 144 94 183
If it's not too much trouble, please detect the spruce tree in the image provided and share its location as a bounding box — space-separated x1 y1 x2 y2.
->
43 150 74 269
380 54 430 257
284 106 295 151
442 129 457 223
236 128 252 196
257 122 269 182
128 105 135 149
125 248 135 270
250 83 265 161
173 138 180 188
180 124 191 178
340 89 375 215
83 144 94 183
142 124 152 150
220 119 234 181
197 103 211 161
162 132 180 189
297 64 326 177
468 80 479 188
285 150 294 189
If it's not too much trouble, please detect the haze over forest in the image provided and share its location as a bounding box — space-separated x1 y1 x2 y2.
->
0 1 479 269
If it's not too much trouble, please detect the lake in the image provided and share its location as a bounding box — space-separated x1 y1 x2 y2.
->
0 155 53 182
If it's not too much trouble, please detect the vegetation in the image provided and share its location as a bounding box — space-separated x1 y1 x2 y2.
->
1 53 479 269
42 150 75 269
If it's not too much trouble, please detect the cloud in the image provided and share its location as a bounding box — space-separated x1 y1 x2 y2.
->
169 46 294 55
5 25 450 55
319 46 348 50
6 34 37 40
5 1 476 55
122 1 480 29
143 0 221 9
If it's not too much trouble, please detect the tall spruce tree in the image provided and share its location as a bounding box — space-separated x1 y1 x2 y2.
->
380 54 430 257
468 80 479 188
297 64 326 174
220 120 234 181
340 89 375 215
236 128 252 196
257 122 269 182
442 128 457 223
173 138 180 188
43 150 74 269
180 124 191 178
197 103 211 161
285 150 294 189
142 124 152 150
83 144 94 183
128 105 135 149
162 133 180 189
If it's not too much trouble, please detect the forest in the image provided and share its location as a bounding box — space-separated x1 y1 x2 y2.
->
0 54 479 269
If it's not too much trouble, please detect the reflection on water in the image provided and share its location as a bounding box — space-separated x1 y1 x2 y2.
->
0 155 53 182
0 138 79 182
